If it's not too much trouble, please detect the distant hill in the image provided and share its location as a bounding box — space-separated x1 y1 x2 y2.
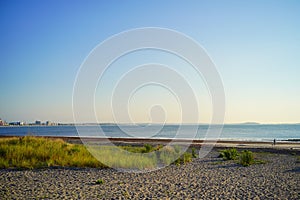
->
239 122 260 125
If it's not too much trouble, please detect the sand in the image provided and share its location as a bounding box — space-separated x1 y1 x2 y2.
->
0 146 299 199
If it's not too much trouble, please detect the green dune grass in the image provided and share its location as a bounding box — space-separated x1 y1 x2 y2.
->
0 136 193 170
0 136 105 169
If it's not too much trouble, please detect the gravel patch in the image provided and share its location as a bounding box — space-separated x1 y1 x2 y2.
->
0 150 299 199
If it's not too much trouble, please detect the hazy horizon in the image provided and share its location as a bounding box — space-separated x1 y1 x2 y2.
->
1 1 300 124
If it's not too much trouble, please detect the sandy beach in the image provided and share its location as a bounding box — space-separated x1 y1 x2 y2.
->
0 137 299 199
0 149 299 199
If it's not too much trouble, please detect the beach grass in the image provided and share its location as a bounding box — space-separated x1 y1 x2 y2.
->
0 137 193 170
0 136 105 169
88 145 158 170
88 144 192 169
120 143 162 153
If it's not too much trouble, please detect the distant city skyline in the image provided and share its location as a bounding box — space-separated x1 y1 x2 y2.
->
1 1 300 124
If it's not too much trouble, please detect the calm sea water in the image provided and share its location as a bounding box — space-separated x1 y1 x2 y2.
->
0 124 299 142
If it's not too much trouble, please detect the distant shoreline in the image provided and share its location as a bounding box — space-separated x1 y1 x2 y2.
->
1 135 299 151
1 122 300 127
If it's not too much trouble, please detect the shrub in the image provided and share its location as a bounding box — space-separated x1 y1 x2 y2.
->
239 150 254 166
143 144 153 153
219 148 239 160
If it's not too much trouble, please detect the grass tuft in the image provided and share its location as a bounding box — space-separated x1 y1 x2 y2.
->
0 136 105 169
95 179 104 184
174 152 192 165
219 148 239 160
239 150 254 166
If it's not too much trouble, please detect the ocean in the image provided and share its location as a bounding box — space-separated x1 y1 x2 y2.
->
0 124 299 142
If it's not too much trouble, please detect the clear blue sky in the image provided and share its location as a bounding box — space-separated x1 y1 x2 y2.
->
0 0 299 123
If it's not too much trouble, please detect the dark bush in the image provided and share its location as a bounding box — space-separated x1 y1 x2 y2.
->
143 144 153 153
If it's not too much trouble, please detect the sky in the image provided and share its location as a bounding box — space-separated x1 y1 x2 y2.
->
0 0 300 124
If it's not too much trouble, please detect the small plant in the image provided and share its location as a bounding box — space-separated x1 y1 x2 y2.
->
95 179 104 184
143 144 153 153
219 148 239 160
183 152 192 163
191 148 197 158
239 150 254 166
254 159 266 165
174 152 192 165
